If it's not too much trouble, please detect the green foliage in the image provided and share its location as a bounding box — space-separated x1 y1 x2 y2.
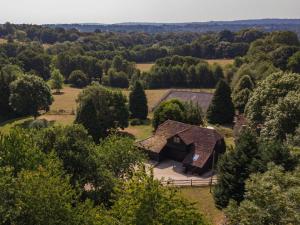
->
110 169 208 225
288 51 300 73
225 165 300 225
207 80 235 124
75 83 129 141
153 99 185 129
9 75 53 118
0 128 48 176
50 68 64 93
232 75 254 113
245 72 300 140
213 129 296 209
0 64 22 116
106 69 129 88
34 124 96 187
153 99 204 129
68 70 89 88
129 81 148 120
260 92 300 141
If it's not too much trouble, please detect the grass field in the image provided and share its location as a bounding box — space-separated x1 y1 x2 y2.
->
205 59 234 67
179 187 224 225
0 38 7 44
136 63 154 72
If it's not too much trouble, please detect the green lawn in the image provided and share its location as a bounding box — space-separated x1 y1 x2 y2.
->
0 116 33 134
179 187 224 225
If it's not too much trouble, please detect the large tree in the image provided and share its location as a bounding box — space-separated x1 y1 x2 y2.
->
110 169 208 225
245 72 300 140
50 68 64 93
9 75 53 118
225 165 300 225
75 83 129 141
213 129 295 209
288 51 300 73
207 80 235 124
0 65 22 116
129 81 148 120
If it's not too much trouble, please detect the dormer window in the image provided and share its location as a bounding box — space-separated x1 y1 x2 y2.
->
174 137 180 143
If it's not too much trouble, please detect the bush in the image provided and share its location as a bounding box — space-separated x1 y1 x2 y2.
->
68 70 89 88
130 119 143 126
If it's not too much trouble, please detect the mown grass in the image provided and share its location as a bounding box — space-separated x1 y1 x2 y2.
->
179 187 224 225
0 116 33 134
136 63 155 72
205 59 234 67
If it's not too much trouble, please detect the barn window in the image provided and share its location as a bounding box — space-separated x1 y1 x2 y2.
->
174 137 180 143
193 154 200 161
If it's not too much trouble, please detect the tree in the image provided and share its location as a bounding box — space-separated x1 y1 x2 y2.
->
213 129 296 209
225 165 300 225
260 92 300 141
110 169 208 225
107 70 129 88
232 75 254 113
207 80 235 124
245 72 300 126
50 68 64 93
152 99 185 129
68 70 89 88
152 99 204 129
288 51 300 73
9 75 53 118
183 101 204 126
0 65 22 116
129 81 148 120
75 83 129 141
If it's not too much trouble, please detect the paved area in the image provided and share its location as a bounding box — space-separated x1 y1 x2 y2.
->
146 159 216 181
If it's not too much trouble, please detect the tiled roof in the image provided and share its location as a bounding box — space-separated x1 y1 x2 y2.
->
137 120 224 168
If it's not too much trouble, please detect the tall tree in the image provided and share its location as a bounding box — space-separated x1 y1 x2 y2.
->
9 75 53 118
50 68 64 93
213 129 296 209
0 65 22 116
225 165 300 225
129 81 148 120
75 83 129 141
207 80 235 124
232 75 254 113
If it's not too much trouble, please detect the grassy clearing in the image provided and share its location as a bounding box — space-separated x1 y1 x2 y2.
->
123 124 154 141
0 38 7 44
50 86 81 112
136 63 155 72
205 59 234 67
0 116 33 134
179 187 224 225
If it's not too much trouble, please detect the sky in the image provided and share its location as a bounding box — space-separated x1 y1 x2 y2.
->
0 0 299 24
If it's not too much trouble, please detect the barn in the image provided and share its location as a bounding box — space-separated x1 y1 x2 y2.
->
152 89 214 112
136 120 226 175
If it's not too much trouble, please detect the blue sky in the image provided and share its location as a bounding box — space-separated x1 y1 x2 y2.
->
0 0 299 24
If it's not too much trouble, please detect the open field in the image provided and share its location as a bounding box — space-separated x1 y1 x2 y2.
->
179 187 224 225
205 59 234 67
136 63 154 72
50 87 81 112
0 38 7 44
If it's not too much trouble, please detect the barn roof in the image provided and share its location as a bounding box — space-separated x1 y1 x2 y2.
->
136 120 224 168
152 90 214 112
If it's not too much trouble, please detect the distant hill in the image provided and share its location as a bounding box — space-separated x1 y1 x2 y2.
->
46 19 300 35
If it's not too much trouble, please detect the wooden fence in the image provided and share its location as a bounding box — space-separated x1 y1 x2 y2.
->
161 178 218 187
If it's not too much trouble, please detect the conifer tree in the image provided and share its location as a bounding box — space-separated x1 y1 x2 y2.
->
129 81 148 120
232 75 254 113
207 80 235 124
